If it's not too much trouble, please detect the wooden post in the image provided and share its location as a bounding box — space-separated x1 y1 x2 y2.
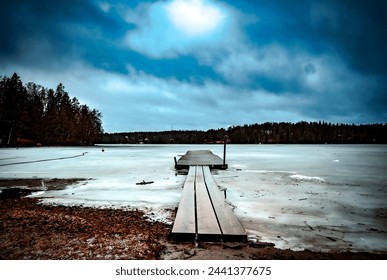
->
223 135 228 168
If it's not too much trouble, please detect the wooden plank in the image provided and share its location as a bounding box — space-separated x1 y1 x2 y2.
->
171 160 246 242
171 166 196 240
176 150 226 169
195 166 221 240
202 166 246 241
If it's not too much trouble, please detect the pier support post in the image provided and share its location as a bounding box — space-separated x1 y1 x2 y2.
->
223 135 228 169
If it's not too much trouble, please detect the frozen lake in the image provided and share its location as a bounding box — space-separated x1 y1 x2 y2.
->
1 144 386 253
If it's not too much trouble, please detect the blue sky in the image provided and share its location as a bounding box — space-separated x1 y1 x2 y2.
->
1 0 386 132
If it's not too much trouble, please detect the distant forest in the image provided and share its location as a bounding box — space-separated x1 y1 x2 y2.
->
0 73 103 146
102 122 387 145
1 73 386 147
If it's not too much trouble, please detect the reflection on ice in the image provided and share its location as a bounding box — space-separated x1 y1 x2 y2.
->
1 144 386 253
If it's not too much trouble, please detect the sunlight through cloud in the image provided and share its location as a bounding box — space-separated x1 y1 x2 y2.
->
166 0 225 37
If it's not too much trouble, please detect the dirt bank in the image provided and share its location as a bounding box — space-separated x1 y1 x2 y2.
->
1 179 386 260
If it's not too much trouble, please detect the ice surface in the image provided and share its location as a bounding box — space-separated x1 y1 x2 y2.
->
1 144 386 253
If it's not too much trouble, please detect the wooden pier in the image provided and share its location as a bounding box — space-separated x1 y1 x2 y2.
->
174 150 227 169
171 150 246 242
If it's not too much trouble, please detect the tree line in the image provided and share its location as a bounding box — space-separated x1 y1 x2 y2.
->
0 73 103 146
2 73 385 146
101 122 387 144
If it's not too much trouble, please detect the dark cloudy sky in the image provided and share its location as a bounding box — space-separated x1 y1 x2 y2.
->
1 0 386 132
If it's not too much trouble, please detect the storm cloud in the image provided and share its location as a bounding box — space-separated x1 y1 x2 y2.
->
1 0 386 132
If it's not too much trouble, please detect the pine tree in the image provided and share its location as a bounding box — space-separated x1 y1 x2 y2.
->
0 73 104 146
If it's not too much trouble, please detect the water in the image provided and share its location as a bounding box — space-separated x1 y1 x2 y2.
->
1 144 386 252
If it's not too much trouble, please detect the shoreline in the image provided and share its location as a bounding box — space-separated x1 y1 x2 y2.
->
1 179 386 260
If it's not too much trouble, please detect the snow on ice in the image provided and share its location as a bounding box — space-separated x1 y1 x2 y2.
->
1 144 387 253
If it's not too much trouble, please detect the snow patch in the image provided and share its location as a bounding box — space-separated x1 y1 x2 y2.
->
289 174 325 182
144 208 175 225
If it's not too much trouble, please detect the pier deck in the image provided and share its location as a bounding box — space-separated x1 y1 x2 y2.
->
175 150 227 169
171 165 246 242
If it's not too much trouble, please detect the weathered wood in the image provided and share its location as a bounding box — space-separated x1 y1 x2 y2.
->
175 150 227 169
195 166 222 240
136 180 154 185
202 166 246 241
171 166 196 241
171 157 246 242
